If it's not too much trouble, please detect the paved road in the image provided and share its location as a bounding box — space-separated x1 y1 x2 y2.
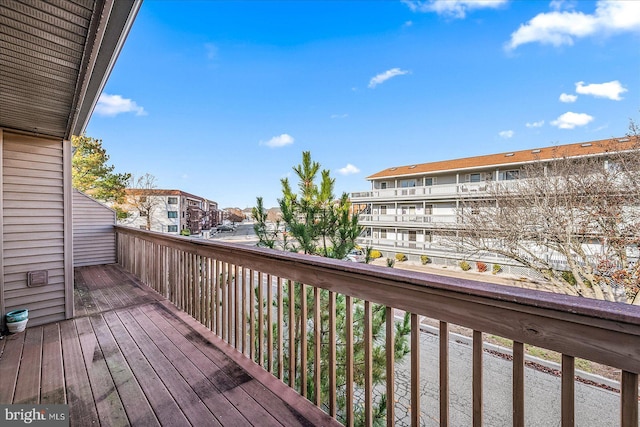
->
209 222 259 245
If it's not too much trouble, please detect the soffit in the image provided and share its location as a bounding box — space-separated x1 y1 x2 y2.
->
0 0 141 140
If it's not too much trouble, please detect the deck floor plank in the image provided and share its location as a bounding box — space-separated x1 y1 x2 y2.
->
148 302 328 427
102 311 190 426
41 323 66 404
115 309 223 426
75 316 129 426
134 305 262 427
140 303 291 426
59 320 100 425
13 326 43 404
89 314 160 427
0 332 23 403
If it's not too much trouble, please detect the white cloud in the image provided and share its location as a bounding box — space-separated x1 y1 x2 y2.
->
404 20 414 27
330 113 349 119
559 93 577 103
95 94 146 116
507 1 640 50
499 130 514 139
368 68 410 88
550 112 594 129
260 134 294 148
402 0 507 19
575 80 627 100
526 120 545 128
337 164 360 175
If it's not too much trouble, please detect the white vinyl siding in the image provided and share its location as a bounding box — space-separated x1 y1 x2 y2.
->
73 190 116 267
2 132 68 326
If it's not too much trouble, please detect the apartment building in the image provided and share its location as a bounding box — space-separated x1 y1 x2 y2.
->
350 136 638 272
119 189 221 235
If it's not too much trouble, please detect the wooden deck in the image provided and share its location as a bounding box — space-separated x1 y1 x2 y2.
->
0 264 340 426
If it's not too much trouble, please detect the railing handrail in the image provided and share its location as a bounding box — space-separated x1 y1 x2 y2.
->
115 225 640 374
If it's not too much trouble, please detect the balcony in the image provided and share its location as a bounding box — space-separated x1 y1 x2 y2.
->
1 262 338 426
3 226 639 426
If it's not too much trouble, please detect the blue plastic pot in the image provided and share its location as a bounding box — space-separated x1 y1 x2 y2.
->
6 309 28 323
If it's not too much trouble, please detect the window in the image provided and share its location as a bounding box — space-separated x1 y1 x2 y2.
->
469 173 481 182
504 170 520 180
168 197 178 204
380 229 387 239
168 211 178 218
400 179 416 188
167 225 178 233
380 206 387 214
425 204 433 215
140 211 147 217
425 177 434 186
139 225 147 230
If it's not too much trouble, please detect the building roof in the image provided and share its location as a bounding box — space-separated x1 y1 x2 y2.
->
0 0 142 140
367 136 639 180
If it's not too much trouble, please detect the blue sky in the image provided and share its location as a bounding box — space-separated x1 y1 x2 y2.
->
86 0 640 208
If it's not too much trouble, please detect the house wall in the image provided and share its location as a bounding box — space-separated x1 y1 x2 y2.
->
1 131 72 327
121 195 181 233
73 190 116 267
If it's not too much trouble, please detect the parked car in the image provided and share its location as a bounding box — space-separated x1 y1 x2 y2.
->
216 224 234 232
344 249 366 263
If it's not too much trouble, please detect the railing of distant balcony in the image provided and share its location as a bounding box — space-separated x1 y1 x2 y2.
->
115 226 639 427
358 213 458 224
350 183 491 200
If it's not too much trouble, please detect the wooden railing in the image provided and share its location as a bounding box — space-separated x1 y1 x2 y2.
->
115 226 640 427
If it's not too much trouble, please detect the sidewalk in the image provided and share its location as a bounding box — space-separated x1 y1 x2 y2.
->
370 258 562 294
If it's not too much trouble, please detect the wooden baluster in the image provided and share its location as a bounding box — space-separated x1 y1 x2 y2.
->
473 330 483 427
561 354 575 427
346 296 354 427
213 260 222 337
267 274 273 374
329 291 336 417
621 371 638 427
314 286 321 407
411 313 420 427
300 283 308 397
440 321 449 427
258 271 264 367
288 280 296 387
513 341 525 427
222 262 228 342
234 263 240 349
278 277 284 380
365 301 373 427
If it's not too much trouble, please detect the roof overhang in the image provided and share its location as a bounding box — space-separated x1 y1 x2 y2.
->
0 0 142 140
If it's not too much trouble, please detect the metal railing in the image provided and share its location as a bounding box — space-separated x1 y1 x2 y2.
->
116 226 639 427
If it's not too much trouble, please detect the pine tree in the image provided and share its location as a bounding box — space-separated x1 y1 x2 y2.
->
253 152 410 424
